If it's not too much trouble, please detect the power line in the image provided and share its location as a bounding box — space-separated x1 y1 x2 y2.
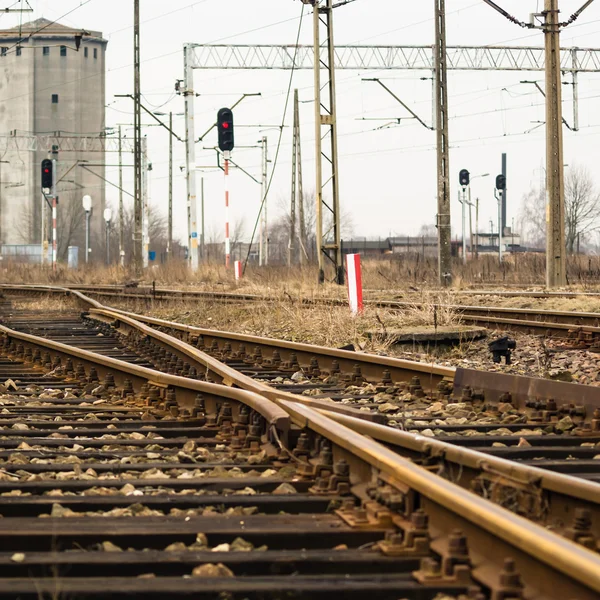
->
242 2 305 274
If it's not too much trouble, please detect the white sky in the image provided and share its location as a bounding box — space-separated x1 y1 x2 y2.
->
5 0 600 244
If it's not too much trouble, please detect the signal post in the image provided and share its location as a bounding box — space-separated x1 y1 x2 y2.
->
217 108 235 267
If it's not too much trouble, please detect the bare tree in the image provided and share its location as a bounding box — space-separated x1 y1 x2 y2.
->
518 186 546 248
564 165 600 253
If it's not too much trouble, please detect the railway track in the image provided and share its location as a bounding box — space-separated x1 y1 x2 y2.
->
30 283 600 347
0 286 599 598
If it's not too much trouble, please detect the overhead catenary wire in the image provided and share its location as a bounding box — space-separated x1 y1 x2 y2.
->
241 2 305 275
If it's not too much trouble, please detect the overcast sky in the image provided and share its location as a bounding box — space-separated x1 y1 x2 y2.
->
5 1 600 244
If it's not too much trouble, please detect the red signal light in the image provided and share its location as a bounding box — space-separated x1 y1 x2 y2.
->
222 122 229 129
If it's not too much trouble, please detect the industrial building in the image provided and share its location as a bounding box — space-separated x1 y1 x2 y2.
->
0 18 107 259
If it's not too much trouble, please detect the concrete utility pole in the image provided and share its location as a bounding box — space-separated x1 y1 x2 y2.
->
259 136 268 266
289 115 297 268
544 0 566 287
482 0 598 287
118 125 124 267
168 111 173 259
183 50 199 271
434 0 452 286
133 0 143 276
142 137 149 269
304 0 343 284
501 152 507 233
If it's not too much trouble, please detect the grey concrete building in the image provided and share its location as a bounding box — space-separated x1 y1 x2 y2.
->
0 18 107 258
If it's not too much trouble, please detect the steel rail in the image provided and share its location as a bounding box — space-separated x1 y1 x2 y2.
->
0 322 290 435
3 285 600 596
284 400 600 599
320 409 600 532
40 284 600 337
87 306 386 424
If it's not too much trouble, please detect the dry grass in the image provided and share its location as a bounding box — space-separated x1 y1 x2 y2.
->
109 295 462 353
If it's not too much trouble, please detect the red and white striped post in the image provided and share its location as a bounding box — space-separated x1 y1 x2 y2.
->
234 260 242 282
346 253 363 315
52 196 57 271
224 154 230 267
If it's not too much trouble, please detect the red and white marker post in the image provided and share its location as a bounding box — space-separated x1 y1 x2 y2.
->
224 154 231 267
234 260 242 282
346 253 363 315
52 196 57 271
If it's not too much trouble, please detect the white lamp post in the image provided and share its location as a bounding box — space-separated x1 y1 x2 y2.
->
82 195 92 264
103 208 112 266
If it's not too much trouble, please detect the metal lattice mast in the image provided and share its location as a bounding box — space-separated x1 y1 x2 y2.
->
306 0 343 284
296 92 307 266
133 0 143 276
434 0 451 285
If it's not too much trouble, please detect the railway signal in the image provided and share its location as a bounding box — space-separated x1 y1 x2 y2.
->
494 173 506 263
41 159 52 190
217 108 234 152
459 169 470 188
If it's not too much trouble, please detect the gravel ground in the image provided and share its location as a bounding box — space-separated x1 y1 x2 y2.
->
388 328 600 385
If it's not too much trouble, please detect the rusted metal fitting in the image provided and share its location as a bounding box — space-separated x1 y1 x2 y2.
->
378 509 430 556
271 349 281 368
122 379 134 397
350 364 365 384
210 340 219 354
329 359 340 375
88 366 99 383
253 347 263 366
148 387 161 406
75 362 86 380
191 394 205 418
409 376 424 398
104 373 116 389
64 358 74 375
217 402 233 427
413 529 472 585
564 508 597 550
23 346 33 363
293 432 312 460
336 500 394 529
489 558 524 600
32 348 42 365
381 369 393 387
308 357 321 377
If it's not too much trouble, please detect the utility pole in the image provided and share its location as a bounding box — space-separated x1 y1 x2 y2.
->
289 92 298 267
142 137 149 268
545 0 566 287
183 52 199 271
118 125 124 267
296 94 307 266
305 0 343 284
200 177 205 260
259 136 268 266
434 0 452 286
167 111 173 260
133 0 143 276
482 0 597 287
